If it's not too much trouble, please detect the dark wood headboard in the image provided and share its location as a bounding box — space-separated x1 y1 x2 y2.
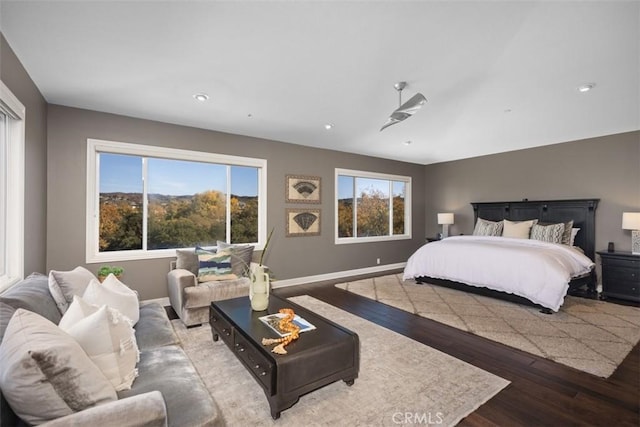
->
471 199 599 261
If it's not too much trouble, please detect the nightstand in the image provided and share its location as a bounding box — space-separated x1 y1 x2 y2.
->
597 251 640 302
425 237 441 243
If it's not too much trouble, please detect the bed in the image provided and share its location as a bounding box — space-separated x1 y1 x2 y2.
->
404 199 599 312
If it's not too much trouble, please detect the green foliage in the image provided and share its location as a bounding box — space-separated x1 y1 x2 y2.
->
100 191 259 251
98 265 124 277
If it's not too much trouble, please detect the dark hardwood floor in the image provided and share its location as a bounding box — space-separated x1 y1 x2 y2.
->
274 273 640 426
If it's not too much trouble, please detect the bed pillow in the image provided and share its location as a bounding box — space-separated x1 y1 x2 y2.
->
473 218 504 236
570 227 580 246
530 223 565 244
502 219 538 239
0 309 117 425
196 247 238 282
48 266 98 314
83 275 140 325
561 220 574 245
59 295 139 391
217 241 255 277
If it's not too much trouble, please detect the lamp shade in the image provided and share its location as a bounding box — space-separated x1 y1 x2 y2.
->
622 212 640 230
437 213 454 225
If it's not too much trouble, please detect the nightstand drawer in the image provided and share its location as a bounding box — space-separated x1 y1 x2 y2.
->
603 268 639 283
601 256 640 269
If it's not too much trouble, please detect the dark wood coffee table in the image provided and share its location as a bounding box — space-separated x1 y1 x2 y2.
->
209 294 359 419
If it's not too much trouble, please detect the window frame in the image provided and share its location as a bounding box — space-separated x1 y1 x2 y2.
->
334 168 411 245
86 138 267 263
0 81 26 292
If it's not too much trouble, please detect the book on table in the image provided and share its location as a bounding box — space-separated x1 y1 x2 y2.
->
259 313 316 337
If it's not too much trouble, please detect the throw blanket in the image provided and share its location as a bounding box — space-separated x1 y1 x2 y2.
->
403 236 594 311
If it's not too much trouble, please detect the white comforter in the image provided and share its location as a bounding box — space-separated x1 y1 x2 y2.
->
403 235 594 311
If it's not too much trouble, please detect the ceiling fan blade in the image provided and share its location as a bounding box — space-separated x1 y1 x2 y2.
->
380 93 427 132
395 93 427 115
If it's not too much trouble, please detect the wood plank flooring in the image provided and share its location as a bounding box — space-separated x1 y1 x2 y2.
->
274 273 640 426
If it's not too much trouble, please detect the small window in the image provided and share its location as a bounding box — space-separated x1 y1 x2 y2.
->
87 139 267 263
335 168 411 244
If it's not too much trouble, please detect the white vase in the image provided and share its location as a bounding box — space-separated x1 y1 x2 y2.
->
249 263 270 311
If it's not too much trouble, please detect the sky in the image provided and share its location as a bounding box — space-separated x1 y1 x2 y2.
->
99 154 258 196
338 175 405 200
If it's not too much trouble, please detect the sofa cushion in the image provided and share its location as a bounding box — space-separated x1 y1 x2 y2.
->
0 272 61 327
176 248 199 276
135 302 180 350
83 276 139 325
59 295 140 391
217 241 254 277
0 309 117 425
196 247 237 282
118 346 222 426
48 266 98 314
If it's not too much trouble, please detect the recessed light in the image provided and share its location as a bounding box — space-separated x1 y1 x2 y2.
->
324 123 334 130
504 108 512 113
403 140 412 146
578 83 595 93
193 93 209 102
247 113 253 118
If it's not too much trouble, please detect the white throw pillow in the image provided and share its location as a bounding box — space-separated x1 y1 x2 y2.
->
83 275 139 325
502 219 538 239
48 266 98 314
570 227 580 246
0 309 117 425
59 295 140 391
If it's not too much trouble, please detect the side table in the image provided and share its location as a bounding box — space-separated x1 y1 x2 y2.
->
597 251 640 302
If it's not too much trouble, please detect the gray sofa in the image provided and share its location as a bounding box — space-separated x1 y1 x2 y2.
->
0 273 224 427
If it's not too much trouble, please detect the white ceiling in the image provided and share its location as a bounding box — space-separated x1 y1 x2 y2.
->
1 1 638 165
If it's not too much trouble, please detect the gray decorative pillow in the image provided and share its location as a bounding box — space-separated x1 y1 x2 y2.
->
0 309 117 425
530 223 565 244
48 267 98 314
217 241 255 277
473 218 504 236
561 220 574 245
176 249 200 276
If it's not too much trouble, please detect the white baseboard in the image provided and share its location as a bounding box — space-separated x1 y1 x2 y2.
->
272 263 406 288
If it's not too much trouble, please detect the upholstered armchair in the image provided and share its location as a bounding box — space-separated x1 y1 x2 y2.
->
167 246 252 326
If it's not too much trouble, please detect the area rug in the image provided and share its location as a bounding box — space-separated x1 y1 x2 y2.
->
335 274 640 377
172 295 509 426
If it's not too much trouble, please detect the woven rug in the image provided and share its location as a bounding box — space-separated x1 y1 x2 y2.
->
172 295 509 426
335 274 640 377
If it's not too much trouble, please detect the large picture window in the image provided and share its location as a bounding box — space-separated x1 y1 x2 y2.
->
0 81 25 291
335 168 411 244
87 139 267 262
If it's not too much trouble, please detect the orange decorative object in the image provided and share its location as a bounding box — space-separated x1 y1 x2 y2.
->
261 308 300 354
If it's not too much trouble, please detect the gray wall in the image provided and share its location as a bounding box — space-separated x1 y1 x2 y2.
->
424 131 640 262
0 34 48 276
46 105 426 299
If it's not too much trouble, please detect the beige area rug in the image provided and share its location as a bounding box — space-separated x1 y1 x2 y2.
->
335 274 640 377
172 295 509 426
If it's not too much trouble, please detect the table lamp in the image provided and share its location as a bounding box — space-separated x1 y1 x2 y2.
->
437 213 454 239
622 212 640 255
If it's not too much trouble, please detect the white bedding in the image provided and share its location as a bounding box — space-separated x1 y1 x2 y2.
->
403 235 594 311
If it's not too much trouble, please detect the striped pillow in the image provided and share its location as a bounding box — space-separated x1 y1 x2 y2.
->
530 223 565 244
196 247 237 282
473 218 504 236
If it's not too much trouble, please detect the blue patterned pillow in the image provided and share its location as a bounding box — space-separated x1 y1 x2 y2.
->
195 247 237 282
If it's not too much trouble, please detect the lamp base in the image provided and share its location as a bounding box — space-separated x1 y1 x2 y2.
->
441 224 449 239
632 230 640 255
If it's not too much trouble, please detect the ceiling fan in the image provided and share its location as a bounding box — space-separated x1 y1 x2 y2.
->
380 82 427 131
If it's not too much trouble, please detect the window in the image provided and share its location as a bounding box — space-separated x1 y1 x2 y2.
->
87 139 267 263
0 81 26 291
335 168 411 244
